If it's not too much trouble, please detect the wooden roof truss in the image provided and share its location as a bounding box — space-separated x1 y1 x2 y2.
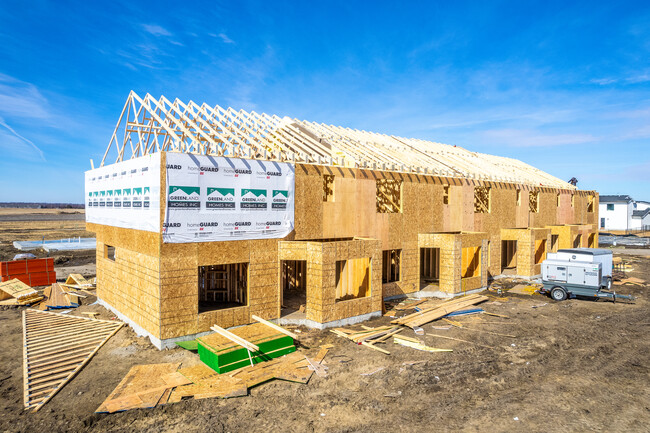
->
101 92 574 189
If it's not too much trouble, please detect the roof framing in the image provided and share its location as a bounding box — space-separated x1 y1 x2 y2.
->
100 91 574 189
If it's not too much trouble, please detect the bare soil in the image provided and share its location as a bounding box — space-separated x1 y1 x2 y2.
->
0 208 95 275
0 210 647 432
0 257 647 432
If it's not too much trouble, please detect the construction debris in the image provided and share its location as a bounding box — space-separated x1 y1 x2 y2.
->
619 277 646 286
37 283 80 310
0 279 44 305
168 345 332 403
508 284 540 295
23 310 124 412
393 335 453 353
96 363 191 413
331 325 402 354
394 299 428 311
61 273 95 292
392 294 488 328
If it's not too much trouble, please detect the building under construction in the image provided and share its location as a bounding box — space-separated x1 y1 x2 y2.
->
86 92 599 348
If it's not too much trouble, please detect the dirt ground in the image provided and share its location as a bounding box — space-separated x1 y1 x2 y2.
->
0 208 95 274
0 210 648 432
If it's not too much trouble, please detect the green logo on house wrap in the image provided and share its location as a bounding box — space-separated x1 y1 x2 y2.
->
132 187 143 208
168 185 201 208
240 188 267 210
206 187 236 209
272 190 289 210
143 186 151 208
113 189 122 208
122 188 132 208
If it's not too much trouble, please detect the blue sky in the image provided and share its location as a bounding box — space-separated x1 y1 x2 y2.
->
0 0 649 202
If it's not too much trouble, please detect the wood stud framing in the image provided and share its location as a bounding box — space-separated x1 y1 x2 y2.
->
376 179 402 213
529 191 540 213
101 92 576 189
474 186 491 213
323 175 334 202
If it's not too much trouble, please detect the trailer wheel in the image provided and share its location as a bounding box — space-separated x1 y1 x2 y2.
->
603 276 612 290
551 287 568 301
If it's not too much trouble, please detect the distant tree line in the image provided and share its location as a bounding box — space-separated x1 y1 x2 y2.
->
0 202 85 209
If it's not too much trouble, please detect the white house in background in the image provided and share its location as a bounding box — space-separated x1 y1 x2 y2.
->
599 195 650 231
631 200 650 230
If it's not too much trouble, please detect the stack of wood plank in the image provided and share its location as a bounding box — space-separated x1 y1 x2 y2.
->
23 310 124 412
35 283 81 310
0 279 44 305
392 294 488 328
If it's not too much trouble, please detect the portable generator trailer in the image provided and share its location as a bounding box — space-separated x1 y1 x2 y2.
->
540 248 634 302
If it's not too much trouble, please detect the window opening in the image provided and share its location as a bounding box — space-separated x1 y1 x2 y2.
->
198 263 248 313
474 186 491 213
382 250 401 283
323 175 334 202
376 179 402 213
461 246 481 278
335 258 371 301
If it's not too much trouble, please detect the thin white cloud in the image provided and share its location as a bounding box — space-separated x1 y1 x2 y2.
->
141 24 172 37
627 73 650 84
208 32 235 44
590 78 618 85
0 117 46 161
482 128 596 147
218 33 235 44
0 74 50 120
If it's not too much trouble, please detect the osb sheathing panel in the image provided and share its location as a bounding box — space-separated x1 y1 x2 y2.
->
417 232 487 294
290 238 382 324
157 239 281 340
499 228 550 276
95 239 161 338
87 154 598 340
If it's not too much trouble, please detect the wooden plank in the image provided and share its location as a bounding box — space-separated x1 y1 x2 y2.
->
27 325 120 346
28 349 95 368
251 315 298 339
361 341 390 354
209 325 260 352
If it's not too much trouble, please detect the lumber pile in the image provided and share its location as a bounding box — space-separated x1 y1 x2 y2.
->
96 363 192 413
23 310 124 412
0 279 44 305
392 294 488 328
34 283 81 310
